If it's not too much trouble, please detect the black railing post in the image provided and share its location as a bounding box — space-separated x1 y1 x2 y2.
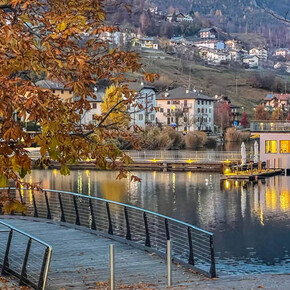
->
58 192 66 222
19 238 32 286
143 212 151 247
106 202 113 235
18 190 25 216
89 199 96 230
32 192 38 218
165 218 170 240
124 207 131 240
187 227 194 265
44 191 52 219
209 235 217 278
38 247 49 289
73 196 80 225
2 229 13 275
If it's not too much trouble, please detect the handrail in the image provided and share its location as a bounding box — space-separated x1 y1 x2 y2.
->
0 187 216 278
0 220 52 290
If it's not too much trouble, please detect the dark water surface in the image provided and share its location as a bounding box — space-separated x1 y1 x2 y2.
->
26 170 290 275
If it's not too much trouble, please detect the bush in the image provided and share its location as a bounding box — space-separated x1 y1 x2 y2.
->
185 131 207 149
225 127 251 142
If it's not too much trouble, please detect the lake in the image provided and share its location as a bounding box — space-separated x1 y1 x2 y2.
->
25 169 290 275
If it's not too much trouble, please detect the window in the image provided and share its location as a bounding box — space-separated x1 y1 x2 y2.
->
265 140 277 153
61 90 64 94
167 118 170 125
201 100 204 105
139 114 143 121
92 103 97 109
167 109 170 113
201 108 204 113
205 108 207 113
69 90 73 94
150 114 155 121
209 118 211 122
167 101 170 104
197 108 200 113
52 90 56 93
209 108 211 113
160 108 164 113
197 100 200 105
280 140 290 153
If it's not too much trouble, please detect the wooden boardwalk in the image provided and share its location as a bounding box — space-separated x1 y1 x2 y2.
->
0 217 203 289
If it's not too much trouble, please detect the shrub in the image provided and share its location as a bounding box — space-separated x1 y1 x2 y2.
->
185 131 207 149
225 127 251 142
204 137 217 148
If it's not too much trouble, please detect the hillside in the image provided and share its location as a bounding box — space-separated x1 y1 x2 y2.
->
132 50 290 116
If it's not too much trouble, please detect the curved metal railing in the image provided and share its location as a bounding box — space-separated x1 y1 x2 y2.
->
1 187 216 278
0 220 52 289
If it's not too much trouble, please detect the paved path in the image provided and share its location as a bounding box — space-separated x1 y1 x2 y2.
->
2 217 290 290
0 217 201 289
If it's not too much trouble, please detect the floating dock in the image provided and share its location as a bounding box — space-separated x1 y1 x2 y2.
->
222 169 283 180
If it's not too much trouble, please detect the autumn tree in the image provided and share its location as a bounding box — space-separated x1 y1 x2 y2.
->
254 104 269 120
214 102 232 132
271 107 285 120
239 112 249 128
0 0 158 198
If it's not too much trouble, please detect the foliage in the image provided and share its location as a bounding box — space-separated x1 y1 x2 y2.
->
254 104 269 120
184 131 207 149
214 102 232 131
225 127 251 142
240 112 249 128
0 0 160 212
271 107 285 120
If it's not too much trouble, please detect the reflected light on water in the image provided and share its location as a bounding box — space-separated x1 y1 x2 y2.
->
24 170 290 275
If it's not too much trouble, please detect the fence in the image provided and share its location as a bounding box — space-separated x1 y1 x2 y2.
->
2 188 216 278
125 150 242 162
0 220 52 289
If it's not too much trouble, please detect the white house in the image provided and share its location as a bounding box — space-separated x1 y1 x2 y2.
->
156 87 215 132
75 89 104 125
249 47 268 61
199 28 218 39
127 82 157 128
207 50 231 64
243 55 259 68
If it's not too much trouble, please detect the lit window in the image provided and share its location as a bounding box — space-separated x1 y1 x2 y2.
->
280 140 290 153
265 140 277 153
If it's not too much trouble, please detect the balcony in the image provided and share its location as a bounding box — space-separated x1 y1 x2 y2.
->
250 121 290 132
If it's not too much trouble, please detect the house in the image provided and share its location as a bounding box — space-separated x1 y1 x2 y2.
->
250 122 290 172
194 40 218 49
132 37 159 50
274 48 290 58
228 49 247 62
127 82 157 128
206 49 231 65
170 36 187 46
242 55 259 68
166 12 193 23
199 28 218 39
98 31 129 47
249 47 268 61
75 89 104 125
35 80 74 102
262 93 290 112
156 87 215 132
225 39 244 50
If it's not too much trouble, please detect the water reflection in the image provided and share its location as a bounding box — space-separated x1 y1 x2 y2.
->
25 170 290 275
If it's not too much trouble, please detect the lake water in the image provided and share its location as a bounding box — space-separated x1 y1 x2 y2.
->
26 169 290 276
